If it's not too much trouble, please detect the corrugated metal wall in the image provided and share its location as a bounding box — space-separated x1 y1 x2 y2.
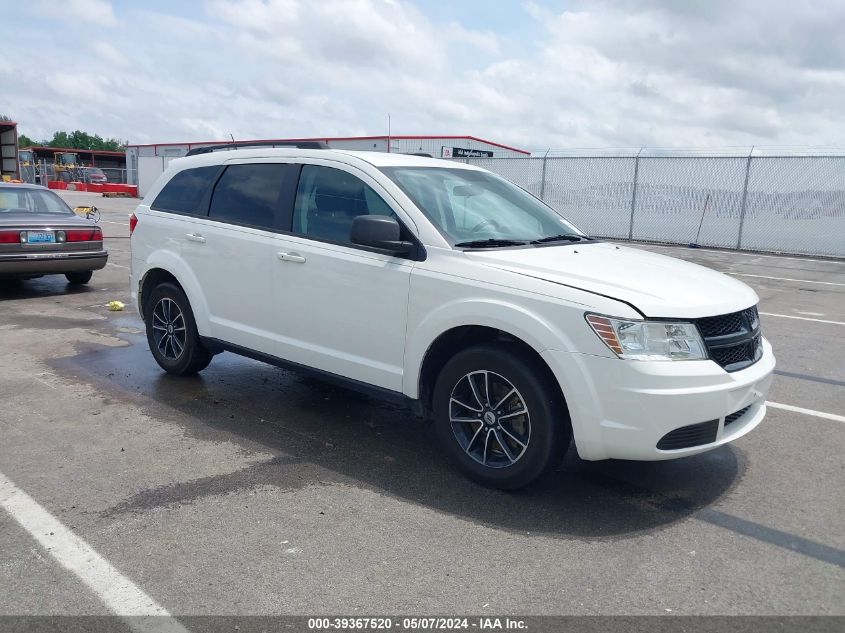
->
127 137 526 195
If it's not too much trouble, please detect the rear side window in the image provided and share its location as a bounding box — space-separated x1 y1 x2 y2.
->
151 166 219 215
209 163 289 230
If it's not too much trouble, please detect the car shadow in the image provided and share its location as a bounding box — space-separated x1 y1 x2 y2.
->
52 337 745 540
0 277 96 301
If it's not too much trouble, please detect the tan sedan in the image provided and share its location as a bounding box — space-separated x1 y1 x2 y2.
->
0 183 107 284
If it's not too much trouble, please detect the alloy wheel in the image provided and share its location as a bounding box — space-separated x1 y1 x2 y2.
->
449 370 531 468
151 297 186 361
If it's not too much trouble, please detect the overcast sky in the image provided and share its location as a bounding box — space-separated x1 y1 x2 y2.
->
2 0 843 151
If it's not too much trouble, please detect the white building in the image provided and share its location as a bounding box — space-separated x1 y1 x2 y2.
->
125 135 530 196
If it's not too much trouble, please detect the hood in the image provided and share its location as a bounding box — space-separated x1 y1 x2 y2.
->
466 242 758 318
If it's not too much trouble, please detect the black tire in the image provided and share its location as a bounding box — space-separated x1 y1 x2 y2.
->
65 271 93 284
433 343 571 490
144 281 213 375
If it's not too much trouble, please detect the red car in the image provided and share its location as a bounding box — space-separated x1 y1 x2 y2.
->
80 167 109 184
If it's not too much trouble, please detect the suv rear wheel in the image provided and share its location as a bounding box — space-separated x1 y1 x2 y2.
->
433 343 570 489
144 282 213 375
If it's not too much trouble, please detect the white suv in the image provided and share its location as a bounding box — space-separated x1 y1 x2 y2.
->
129 144 775 489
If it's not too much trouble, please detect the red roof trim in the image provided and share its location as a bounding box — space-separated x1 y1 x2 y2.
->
126 135 530 155
21 145 125 156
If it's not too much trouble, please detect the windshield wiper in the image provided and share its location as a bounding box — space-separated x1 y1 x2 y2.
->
454 238 528 248
530 234 589 244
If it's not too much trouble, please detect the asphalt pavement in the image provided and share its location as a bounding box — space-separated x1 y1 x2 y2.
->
0 191 842 621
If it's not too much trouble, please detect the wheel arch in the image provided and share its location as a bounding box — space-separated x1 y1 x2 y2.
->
413 324 568 422
137 254 210 335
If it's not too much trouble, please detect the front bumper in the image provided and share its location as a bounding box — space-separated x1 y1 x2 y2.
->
0 250 108 278
542 337 775 461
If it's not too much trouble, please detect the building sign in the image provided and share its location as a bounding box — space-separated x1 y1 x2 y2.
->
441 146 494 159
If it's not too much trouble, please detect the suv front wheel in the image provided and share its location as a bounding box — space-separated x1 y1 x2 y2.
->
144 281 213 375
433 343 570 489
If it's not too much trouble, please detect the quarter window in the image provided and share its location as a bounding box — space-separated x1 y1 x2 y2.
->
292 165 395 244
151 166 219 215
209 163 289 229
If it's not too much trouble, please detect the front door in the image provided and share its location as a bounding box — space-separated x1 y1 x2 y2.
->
185 161 296 352
272 164 415 392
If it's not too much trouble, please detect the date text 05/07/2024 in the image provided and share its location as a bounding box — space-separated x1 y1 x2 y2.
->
307 617 528 630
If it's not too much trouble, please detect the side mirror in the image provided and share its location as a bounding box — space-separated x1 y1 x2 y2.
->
350 215 414 254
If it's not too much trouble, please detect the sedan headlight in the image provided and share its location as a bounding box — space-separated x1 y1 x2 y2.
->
586 314 707 361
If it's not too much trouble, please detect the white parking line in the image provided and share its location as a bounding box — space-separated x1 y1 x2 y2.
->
760 312 845 326
725 272 845 287
107 262 129 269
100 221 129 226
0 472 190 633
623 242 845 265
767 401 845 423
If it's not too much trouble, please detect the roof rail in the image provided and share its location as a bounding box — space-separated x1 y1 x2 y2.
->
406 152 434 158
185 141 329 156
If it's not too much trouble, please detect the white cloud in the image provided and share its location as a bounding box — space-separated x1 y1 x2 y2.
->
90 41 127 66
31 0 119 27
2 0 844 150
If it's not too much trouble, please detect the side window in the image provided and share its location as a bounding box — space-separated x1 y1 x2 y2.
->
151 166 219 215
209 163 289 229
292 165 395 244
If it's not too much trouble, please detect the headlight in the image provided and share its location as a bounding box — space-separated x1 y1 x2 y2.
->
585 314 707 361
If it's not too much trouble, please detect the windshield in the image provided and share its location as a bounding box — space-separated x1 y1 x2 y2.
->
381 166 585 245
0 187 75 215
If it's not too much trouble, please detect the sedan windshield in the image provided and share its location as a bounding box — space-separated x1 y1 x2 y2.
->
380 166 586 246
0 188 74 215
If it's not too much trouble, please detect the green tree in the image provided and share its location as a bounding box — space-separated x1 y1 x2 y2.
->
4 123 126 151
43 130 124 151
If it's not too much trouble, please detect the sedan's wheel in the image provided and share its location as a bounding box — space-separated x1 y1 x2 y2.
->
144 282 212 375
433 343 570 489
65 270 93 284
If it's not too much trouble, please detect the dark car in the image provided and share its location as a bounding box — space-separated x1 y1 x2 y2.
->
0 183 108 284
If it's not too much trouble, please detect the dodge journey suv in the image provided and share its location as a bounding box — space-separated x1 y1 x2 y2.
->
130 143 775 488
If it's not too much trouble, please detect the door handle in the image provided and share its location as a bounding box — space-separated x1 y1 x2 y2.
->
185 233 206 243
277 251 306 263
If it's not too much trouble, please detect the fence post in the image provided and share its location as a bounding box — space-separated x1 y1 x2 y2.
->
539 153 549 201
628 148 642 239
736 147 754 250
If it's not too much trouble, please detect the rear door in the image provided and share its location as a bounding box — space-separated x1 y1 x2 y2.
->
185 160 298 352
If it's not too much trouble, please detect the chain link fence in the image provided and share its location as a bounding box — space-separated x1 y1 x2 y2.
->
16 160 134 186
467 152 845 258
